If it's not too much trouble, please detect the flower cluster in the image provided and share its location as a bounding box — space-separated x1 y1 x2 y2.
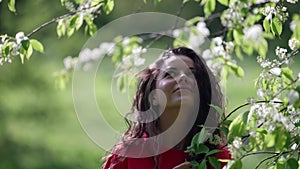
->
288 37 300 50
227 137 243 159
262 5 288 22
275 46 288 59
0 32 29 65
287 0 298 3
244 24 263 41
75 42 115 71
221 1 249 28
119 46 146 70
172 21 210 51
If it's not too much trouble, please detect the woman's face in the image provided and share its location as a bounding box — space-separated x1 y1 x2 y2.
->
155 55 197 109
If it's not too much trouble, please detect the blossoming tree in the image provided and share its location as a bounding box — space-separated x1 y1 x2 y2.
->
1 0 300 168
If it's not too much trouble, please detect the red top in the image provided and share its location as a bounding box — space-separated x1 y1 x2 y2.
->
102 145 231 169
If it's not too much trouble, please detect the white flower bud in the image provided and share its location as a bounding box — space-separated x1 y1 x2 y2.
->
15 32 27 44
269 67 281 76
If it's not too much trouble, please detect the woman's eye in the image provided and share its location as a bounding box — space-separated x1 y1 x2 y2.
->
164 70 176 78
187 70 196 77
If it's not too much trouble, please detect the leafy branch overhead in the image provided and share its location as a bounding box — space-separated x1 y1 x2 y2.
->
1 0 300 169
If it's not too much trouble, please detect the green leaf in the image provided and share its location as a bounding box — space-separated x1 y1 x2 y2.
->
209 104 223 117
30 39 44 53
228 111 249 138
265 133 276 148
236 66 244 77
117 74 126 93
69 15 79 28
67 27 75 37
60 0 67 5
198 159 207 169
258 38 268 57
287 158 299 169
204 0 216 16
88 23 97 36
217 0 228 6
6 0 16 12
56 19 66 37
271 17 283 36
235 46 243 60
206 149 222 156
233 29 243 46
208 156 221 169
20 53 25 64
229 159 242 169
292 23 300 40
75 16 83 30
281 67 294 81
241 43 253 56
275 130 289 151
227 62 244 78
183 0 190 3
103 0 114 14
263 19 271 33
21 39 30 50
196 144 209 154
26 45 33 60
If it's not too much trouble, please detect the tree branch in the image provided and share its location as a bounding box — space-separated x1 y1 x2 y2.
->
223 100 283 121
26 2 103 38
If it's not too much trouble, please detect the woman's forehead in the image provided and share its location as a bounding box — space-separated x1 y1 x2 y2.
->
162 55 194 69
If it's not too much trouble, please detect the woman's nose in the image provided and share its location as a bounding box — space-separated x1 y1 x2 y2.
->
178 73 189 84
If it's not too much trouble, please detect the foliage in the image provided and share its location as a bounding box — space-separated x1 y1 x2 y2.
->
1 0 300 169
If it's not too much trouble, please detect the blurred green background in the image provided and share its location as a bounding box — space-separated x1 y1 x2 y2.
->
1 1 299 169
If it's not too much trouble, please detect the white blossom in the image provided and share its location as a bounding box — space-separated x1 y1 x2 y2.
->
275 46 287 59
15 32 28 44
196 22 210 37
290 21 296 32
172 29 181 37
288 38 300 50
232 137 243 149
202 49 212 60
122 37 130 46
212 37 223 46
291 143 298 150
287 0 298 3
269 67 281 76
188 22 210 50
244 24 263 41
63 56 73 70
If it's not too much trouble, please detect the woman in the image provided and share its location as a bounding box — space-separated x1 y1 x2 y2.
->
102 47 231 169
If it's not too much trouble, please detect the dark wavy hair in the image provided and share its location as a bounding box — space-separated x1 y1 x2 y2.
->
107 46 224 167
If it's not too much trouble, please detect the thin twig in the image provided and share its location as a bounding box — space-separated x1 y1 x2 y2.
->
27 13 74 37
255 154 278 169
145 1 186 49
